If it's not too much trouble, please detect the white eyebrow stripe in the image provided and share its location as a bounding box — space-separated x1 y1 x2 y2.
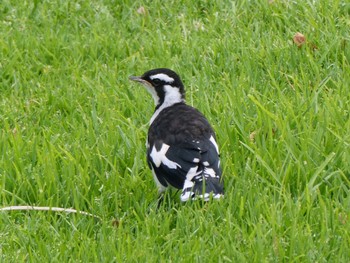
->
150 73 174 83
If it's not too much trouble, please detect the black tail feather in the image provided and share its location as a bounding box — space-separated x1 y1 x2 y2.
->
193 176 224 195
181 175 224 201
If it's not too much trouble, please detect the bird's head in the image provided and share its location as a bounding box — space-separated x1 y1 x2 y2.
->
129 68 185 109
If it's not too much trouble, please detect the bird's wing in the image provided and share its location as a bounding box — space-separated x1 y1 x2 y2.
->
147 137 221 190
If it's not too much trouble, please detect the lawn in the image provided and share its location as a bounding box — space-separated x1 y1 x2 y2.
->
1 0 350 261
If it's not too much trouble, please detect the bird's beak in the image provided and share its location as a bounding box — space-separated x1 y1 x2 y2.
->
129 75 152 87
129 75 143 82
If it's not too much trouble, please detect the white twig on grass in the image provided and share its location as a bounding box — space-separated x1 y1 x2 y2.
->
0 206 101 219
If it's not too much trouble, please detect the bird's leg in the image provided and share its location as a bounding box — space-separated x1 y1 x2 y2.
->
156 192 165 209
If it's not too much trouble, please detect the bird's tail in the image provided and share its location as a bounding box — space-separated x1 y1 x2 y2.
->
180 175 224 202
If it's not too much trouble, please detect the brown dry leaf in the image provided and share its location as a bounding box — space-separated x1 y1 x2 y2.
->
310 42 318 50
112 218 120 227
249 131 258 142
339 213 348 225
137 6 147 15
293 32 306 47
272 128 277 136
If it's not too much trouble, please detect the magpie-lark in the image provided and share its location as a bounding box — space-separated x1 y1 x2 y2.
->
129 68 224 201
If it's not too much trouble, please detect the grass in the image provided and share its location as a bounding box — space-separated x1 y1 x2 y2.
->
1 0 350 261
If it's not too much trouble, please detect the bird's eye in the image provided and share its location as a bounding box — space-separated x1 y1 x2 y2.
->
152 79 162 85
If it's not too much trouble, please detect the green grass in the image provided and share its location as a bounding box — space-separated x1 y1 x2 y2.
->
1 0 350 261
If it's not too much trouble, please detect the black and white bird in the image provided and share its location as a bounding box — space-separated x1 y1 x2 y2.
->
129 68 224 201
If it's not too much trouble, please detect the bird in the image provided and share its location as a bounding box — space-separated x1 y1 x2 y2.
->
129 68 224 202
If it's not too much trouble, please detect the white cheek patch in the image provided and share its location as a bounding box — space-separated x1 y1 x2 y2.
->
209 135 219 154
150 73 174 83
142 83 159 105
150 143 181 169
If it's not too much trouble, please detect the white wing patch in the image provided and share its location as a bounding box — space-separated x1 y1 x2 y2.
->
186 166 201 181
150 73 174 83
203 161 209 166
183 179 194 189
180 179 195 202
204 167 217 178
209 135 219 153
150 143 181 169
180 166 202 202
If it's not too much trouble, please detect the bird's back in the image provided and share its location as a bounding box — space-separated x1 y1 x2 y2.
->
149 103 215 144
